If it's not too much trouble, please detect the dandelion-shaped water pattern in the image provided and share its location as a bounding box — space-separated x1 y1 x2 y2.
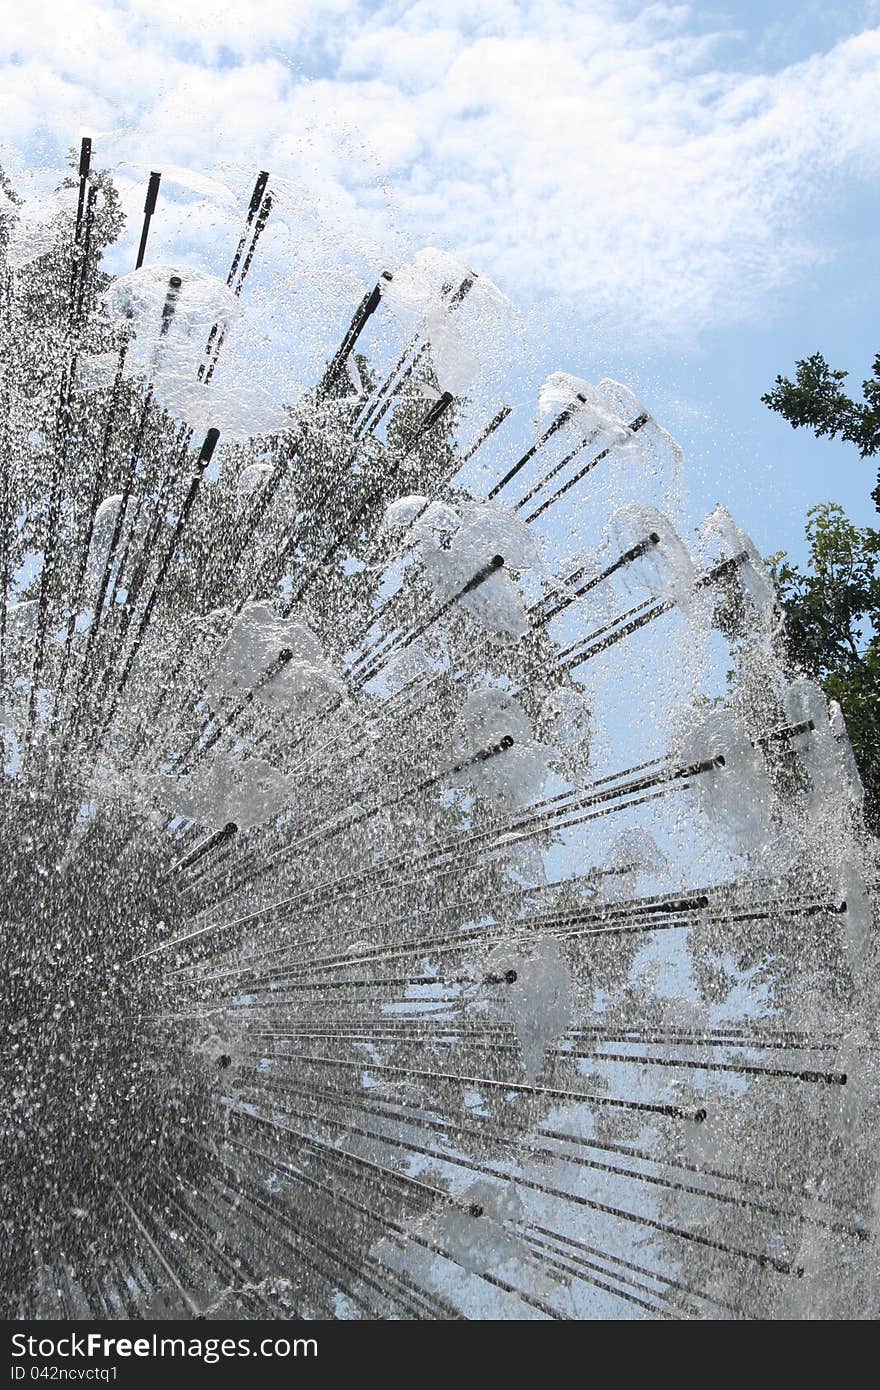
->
1 143 877 1321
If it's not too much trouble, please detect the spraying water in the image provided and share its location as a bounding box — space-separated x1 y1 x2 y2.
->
0 142 877 1321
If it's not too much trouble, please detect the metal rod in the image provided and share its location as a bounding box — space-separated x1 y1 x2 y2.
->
135 171 161 270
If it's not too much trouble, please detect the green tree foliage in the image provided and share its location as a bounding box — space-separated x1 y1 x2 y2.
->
762 352 880 508
770 504 879 833
763 350 880 832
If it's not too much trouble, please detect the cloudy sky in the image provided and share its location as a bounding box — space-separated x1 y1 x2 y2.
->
3 0 879 559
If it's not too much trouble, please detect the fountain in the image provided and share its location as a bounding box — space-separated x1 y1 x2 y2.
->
1 141 877 1320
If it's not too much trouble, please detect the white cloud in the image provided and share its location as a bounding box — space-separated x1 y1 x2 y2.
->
1 1 878 341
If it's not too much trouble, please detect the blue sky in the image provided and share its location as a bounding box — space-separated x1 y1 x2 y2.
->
2 0 878 564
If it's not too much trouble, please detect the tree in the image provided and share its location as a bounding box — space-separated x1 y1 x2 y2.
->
769 505 879 833
762 352 880 509
762 351 880 833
